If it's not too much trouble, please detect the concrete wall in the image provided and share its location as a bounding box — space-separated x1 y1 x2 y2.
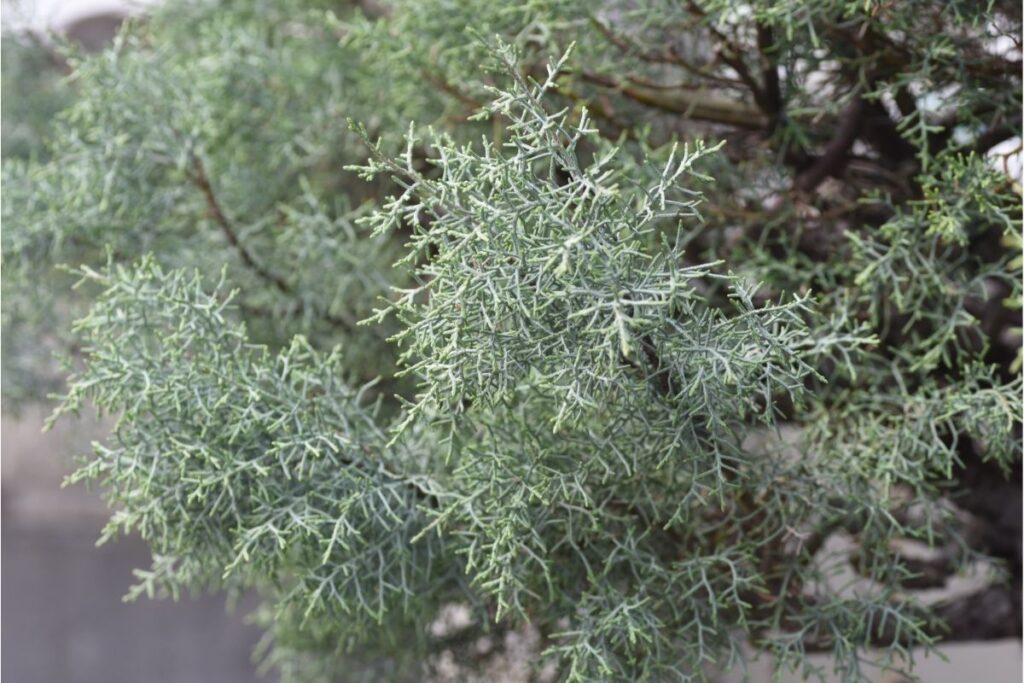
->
2 409 274 683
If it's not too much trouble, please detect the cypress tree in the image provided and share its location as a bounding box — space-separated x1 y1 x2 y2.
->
3 1 1021 680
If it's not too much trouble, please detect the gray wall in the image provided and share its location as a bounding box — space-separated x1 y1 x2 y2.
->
2 409 273 683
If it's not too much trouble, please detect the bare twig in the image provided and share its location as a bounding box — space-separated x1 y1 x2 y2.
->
187 155 359 331
421 70 484 111
589 17 744 89
793 93 867 193
756 23 782 122
686 1 772 115
188 155 293 295
580 71 766 129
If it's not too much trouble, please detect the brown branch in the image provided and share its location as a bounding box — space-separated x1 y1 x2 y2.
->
237 302 359 334
711 41 766 111
580 71 767 129
793 93 867 193
187 155 358 331
559 82 630 139
686 0 772 117
421 70 484 112
589 17 681 67
188 155 293 295
860 100 918 166
756 23 782 122
589 17 744 89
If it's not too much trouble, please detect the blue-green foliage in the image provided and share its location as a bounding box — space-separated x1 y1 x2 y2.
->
2 0 1021 681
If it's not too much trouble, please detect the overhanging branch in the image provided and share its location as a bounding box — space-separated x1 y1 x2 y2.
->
188 155 293 296
580 71 767 129
187 154 359 332
793 94 867 193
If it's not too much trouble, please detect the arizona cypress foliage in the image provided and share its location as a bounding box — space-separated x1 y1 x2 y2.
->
2 1 1021 681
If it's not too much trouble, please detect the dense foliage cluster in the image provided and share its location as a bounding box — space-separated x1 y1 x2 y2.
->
3 1 1021 681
